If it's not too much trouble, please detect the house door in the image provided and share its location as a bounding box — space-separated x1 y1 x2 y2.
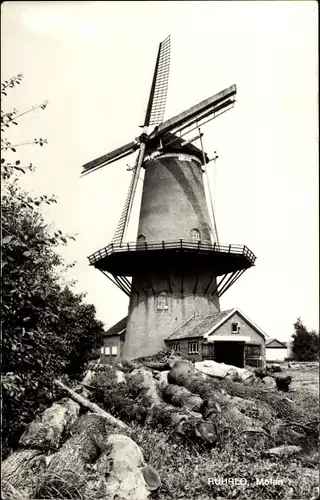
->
202 343 215 360
214 341 245 368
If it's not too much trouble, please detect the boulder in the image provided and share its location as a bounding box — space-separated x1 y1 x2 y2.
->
270 364 282 373
254 367 268 379
261 376 277 389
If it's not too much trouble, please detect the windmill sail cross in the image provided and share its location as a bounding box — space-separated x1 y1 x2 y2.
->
149 84 236 139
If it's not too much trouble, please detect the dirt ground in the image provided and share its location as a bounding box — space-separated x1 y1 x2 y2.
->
279 362 319 398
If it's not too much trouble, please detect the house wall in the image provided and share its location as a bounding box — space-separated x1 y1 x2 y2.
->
101 333 125 364
166 337 204 362
166 312 266 366
266 347 288 362
207 312 266 366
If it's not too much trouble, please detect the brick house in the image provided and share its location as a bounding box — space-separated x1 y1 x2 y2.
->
99 316 126 364
99 308 267 368
165 308 267 368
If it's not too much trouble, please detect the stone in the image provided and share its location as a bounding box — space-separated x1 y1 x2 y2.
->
261 376 277 389
270 364 282 373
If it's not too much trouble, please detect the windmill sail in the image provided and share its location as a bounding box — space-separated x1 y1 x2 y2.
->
111 161 138 245
144 35 171 128
120 35 171 243
81 141 138 176
149 84 236 139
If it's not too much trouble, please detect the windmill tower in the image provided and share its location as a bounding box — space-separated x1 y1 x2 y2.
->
82 36 256 360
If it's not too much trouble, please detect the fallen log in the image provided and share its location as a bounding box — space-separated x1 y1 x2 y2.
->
1 398 80 499
54 378 128 430
128 367 221 446
167 361 273 433
161 382 203 412
37 413 159 500
91 367 148 424
1 449 46 499
169 360 304 422
93 434 161 499
144 361 172 371
41 413 110 495
19 397 80 452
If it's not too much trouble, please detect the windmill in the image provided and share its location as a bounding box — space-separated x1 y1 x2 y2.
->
82 36 256 360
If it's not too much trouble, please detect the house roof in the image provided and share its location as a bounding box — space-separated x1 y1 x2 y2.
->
166 308 268 341
103 316 127 338
265 338 287 348
166 309 234 341
204 308 268 340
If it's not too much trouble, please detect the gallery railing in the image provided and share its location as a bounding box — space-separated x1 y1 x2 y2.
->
88 239 256 266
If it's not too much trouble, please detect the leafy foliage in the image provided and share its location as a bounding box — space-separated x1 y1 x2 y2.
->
291 318 319 362
1 75 104 458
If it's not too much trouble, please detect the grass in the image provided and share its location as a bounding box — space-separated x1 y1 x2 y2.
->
3 363 318 500
128 362 320 500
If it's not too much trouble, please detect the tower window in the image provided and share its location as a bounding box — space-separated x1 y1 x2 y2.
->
157 292 168 310
191 228 201 243
232 322 240 334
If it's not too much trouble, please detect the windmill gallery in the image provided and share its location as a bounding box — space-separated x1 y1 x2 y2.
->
83 36 267 367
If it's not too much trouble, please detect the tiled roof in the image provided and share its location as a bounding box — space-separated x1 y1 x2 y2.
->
103 316 127 338
166 309 234 341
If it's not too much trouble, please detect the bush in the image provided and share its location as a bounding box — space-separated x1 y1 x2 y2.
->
1 75 104 457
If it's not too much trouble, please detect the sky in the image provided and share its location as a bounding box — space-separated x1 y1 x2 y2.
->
1 1 318 340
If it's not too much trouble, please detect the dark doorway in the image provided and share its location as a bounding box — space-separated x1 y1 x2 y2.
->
214 341 245 368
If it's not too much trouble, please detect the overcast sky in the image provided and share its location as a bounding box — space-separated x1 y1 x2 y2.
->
1 1 318 340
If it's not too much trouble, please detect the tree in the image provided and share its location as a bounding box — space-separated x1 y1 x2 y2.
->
1 75 105 457
291 318 319 362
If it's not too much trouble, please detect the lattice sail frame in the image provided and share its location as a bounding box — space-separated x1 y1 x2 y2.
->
145 35 171 127
111 165 137 246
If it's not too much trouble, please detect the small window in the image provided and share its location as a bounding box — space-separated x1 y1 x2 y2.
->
246 345 260 357
188 341 199 354
231 322 239 334
191 228 201 243
111 346 117 356
157 292 168 310
137 234 146 242
101 346 110 355
172 343 180 352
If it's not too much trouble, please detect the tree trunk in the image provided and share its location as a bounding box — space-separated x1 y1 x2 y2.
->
168 360 304 422
128 367 220 445
4 410 160 500
19 397 80 452
54 378 128 429
1 397 80 499
1 449 46 499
